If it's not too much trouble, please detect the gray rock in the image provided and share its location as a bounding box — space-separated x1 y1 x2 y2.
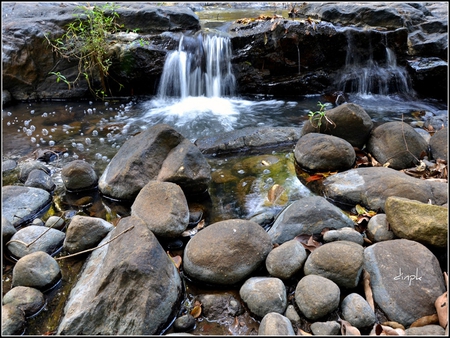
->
57 216 183 335
295 275 340 321
18 161 50 183
364 239 446 327
341 293 376 328
294 133 356 172
173 314 196 332
319 167 448 211
405 324 446 335
131 180 189 238
284 304 301 326
258 312 295 335
239 277 287 318
2 216 16 245
7 225 65 259
265 239 307 279
63 215 113 254
366 214 395 243
429 126 448 161
24 168 55 192
12 251 61 291
61 160 98 191
268 196 355 245
2 185 52 228
183 219 272 285
366 121 429 170
323 227 364 245
385 196 448 248
304 241 364 289
300 103 373 149
197 293 243 320
45 216 65 230
2 286 45 317
1 303 26 335
310 321 341 335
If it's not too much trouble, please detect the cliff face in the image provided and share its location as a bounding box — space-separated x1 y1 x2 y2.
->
2 2 447 104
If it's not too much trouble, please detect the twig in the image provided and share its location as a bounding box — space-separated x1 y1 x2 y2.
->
56 225 134 261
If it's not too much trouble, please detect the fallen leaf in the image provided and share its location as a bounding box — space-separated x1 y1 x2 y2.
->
298 328 312 335
363 270 375 312
340 318 361 335
435 291 448 328
409 313 439 327
190 305 202 318
295 234 322 252
381 321 405 330
167 252 182 269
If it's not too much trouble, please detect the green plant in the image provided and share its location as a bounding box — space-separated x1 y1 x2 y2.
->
308 101 335 129
45 2 125 100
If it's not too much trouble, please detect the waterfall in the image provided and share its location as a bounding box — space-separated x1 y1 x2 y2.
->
337 28 415 98
157 33 236 99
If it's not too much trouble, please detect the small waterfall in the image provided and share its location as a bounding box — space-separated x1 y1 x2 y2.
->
157 33 236 99
337 28 415 97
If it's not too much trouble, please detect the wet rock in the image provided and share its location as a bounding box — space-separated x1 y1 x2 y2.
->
323 227 364 245
310 321 341 335
385 196 448 248
265 239 307 279
7 225 65 259
2 186 52 228
258 312 295 335
2 159 17 173
239 277 287 318
183 219 272 285
366 121 429 170
295 275 340 321
197 293 243 320
366 214 395 243
12 251 61 291
1 303 26 335
429 126 448 161
294 133 356 172
405 324 446 335
61 160 98 192
2 286 45 317
268 195 355 245
18 161 50 183
318 166 448 211
173 314 196 332
57 216 183 335
131 181 189 238
300 103 373 149
45 216 65 230
2 216 16 245
364 239 446 327
63 215 113 254
304 240 364 289
24 168 55 192
341 293 376 329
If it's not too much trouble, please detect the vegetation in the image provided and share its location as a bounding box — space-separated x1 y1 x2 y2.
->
45 3 125 100
308 101 335 129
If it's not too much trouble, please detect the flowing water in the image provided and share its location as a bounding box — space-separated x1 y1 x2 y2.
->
2 20 448 336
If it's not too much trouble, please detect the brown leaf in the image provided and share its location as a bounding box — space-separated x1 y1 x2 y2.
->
340 318 361 335
295 234 322 252
409 313 439 327
167 252 182 269
363 270 375 312
435 291 448 328
190 305 202 319
373 323 404 335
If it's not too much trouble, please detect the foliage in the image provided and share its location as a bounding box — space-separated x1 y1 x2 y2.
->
308 101 335 129
45 3 125 100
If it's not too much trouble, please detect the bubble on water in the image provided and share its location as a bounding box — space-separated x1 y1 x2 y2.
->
30 110 35 114
30 125 36 131
99 138 105 144
42 112 48 117
26 129 33 137
40 138 46 144
104 102 109 107
237 169 245 175
85 138 91 145
80 133 84 136
7 112 12 116
71 142 77 148
49 140 55 147
263 169 271 175
42 129 49 136
87 108 93 114
266 177 274 184
64 153 69 158
30 137 36 143
7 121 11 126
24 120 31 127
89 101 93 105
116 144 120 148
95 153 102 160
106 133 113 139
92 130 98 136
102 156 108 162
51 128 56 132
73 153 79 159
76 143 84 151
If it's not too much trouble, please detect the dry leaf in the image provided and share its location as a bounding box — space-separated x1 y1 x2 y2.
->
167 252 182 269
298 328 312 335
295 234 322 252
409 313 439 327
190 305 202 318
381 322 405 330
435 291 448 328
340 318 361 335
363 270 375 312
267 184 285 203
373 323 404 335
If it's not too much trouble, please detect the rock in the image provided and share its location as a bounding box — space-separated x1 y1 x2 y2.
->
258 312 295 335
197 293 243 320
18 161 50 183
131 180 189 238
239 277 287 318
294 133 356 172
304 240 364 289
7 225 65 259
295 275 340 321
265 239 307 279
322 227 364 245
24 168 55 192
366 121 429 170
45 216 65 230
2 186 52 228
341 293 376 328
63 215 113 254
318 167 448 211
405 324 446 335
429 126 448 161
385 196 448 248
268 195 355 245
173 314 196 332
407 57 448 100
310 321 341 335
1 303 26 335
2 216 16 245
2 286 45 317
366 214 395 243
300 103 373 149
57 216 183 335
12 251 61 291
183 219 272 285
284 304 301 326
61 160 98 192
364 239 446 327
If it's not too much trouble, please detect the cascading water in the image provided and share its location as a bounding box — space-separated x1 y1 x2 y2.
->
337 28 415 98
